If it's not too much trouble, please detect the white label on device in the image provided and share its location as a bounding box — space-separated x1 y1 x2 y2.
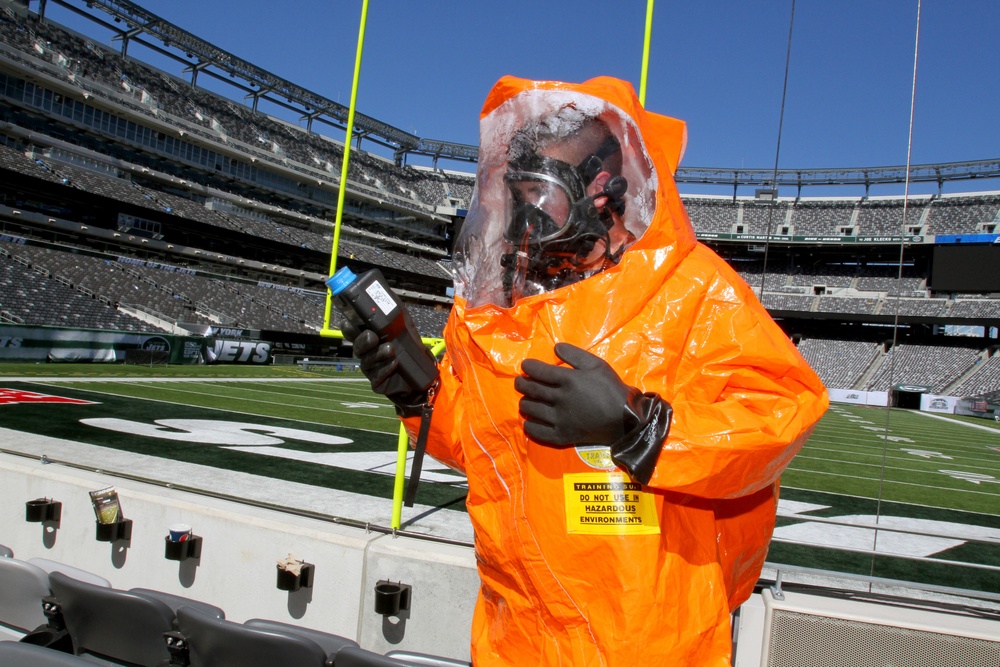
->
365 281 397 316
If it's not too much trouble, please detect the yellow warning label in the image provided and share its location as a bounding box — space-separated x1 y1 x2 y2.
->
564 472 660 535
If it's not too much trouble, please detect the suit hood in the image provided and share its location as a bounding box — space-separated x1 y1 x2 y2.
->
450 76 698 360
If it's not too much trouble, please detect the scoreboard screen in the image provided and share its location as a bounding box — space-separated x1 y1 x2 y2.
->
930 244 1000 292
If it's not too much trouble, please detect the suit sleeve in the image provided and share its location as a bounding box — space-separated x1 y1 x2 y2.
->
617 266 828 499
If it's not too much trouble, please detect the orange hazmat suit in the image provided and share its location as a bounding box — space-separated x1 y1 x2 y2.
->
403 76 829 666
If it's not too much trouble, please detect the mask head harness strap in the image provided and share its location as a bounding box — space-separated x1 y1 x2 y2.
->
576 134 627 215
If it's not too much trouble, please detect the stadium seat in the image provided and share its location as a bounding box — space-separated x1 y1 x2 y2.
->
0 640 96 666
0 544 12 558
27 558 112 589
128 588 224 619
384 650 472 667
0 557 110 647
175 606 355 667
48 571 219 667
0 557 52 636
336 646 471 667
243 617 357 655
332 646 404 666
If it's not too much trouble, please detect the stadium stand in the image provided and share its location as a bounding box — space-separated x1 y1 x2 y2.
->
866 344 983 393
855 198 928 236
925 194 1000 236
796 338 882 390
683 197 736 233
0 3 995 386
815 296 881 315
0 556 62 638
788 200 856 236
947 352 1000 397
740 201 791 235
950 298 1000 320
0 247 153 330
855 264 924 295
760 293 816 312
885 298 950 318
0 233 457 335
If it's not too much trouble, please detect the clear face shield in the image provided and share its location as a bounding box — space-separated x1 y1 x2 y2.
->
454 90 657 309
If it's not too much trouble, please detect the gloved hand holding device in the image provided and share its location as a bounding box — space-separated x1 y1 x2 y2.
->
328 266 438 416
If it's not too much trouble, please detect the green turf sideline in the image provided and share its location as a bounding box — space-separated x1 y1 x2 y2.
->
913 409 1000 432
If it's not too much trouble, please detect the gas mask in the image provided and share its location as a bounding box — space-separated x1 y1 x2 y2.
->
501 135 629 301
452 89 658 310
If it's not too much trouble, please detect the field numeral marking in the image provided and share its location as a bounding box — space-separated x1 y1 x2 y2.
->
938 470 998 485
900 448 951 459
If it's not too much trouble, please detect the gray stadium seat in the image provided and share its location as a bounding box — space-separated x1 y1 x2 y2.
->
0 544 12 558
0 557 52 635
337 646 470 667
334 646 405 667
0 640 97 666
176 606 352 667
27 558 111 589
0 557 110 647
385 650 472 666
243 617 357 656
48 571 218 667
128 587 224 619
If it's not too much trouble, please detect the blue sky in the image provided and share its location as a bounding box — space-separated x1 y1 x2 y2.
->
42 1 999 192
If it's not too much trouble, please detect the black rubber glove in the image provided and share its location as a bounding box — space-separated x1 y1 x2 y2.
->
342 320 432 417
515 342 672 484
516 342 632 446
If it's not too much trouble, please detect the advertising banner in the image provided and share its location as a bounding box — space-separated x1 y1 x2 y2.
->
828 388 868 404
827 388 889 406
0 325 242 365
920 394 959 414
866 391 889 406
955 396 1000 420
201 338 273 365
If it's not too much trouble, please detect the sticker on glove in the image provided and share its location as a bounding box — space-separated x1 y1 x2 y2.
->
575 445 616 471
564 472 659 535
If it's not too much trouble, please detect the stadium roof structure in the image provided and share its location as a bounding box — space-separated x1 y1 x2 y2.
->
675 159 1000 198
46 0 421 154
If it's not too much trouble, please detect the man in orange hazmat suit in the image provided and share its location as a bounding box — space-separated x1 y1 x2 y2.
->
348 76 829 666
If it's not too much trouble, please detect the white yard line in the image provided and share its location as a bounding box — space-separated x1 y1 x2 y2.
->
912 410 1000 434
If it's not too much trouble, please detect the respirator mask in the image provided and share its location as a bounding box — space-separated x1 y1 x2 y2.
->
501 134 628 301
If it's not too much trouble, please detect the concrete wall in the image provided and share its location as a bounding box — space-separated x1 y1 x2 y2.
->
0 453 478 661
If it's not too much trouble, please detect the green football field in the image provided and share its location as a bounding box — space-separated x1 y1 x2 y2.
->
774 402 1000 592
0 363 997 593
